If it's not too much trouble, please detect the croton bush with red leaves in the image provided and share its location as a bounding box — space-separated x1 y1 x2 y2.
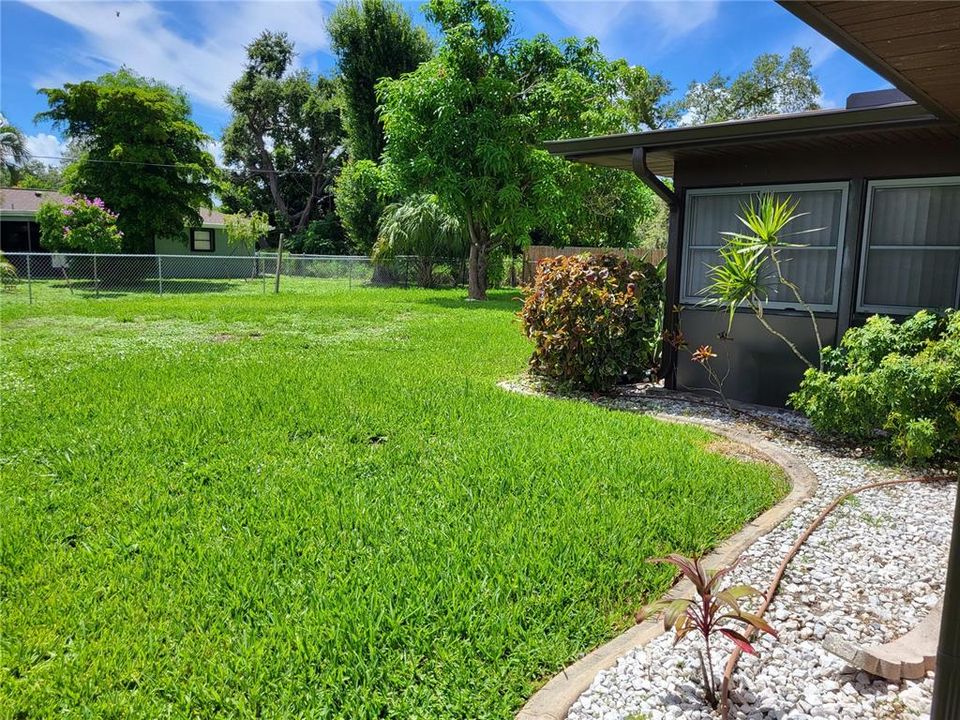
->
520 253 662 391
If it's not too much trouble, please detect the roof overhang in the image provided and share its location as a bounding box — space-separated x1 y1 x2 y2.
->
544 102 947 176
777 1 960 125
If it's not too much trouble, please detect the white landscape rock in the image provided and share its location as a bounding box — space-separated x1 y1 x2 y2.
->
506 380 955 720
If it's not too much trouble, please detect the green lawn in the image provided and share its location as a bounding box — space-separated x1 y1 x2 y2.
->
0 283 786 719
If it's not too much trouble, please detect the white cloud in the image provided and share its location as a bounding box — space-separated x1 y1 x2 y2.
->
545 0 719 49
790 27 839 69
24 133 71 164
204 139 225 167
23 1 333 111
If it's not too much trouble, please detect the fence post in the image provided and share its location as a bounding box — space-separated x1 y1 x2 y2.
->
404 256 410 288
260 252 266 294
273 234 284 294
26 253 33 305
348 258 353 289
157 255 164 295
93 253 100 298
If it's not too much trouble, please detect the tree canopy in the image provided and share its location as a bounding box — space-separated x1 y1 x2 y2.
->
36 70 217 253
680 47 821 124
223 32 344 236
378 3 662 297
7 160 64 191
378 0 539 299
327 0 432 161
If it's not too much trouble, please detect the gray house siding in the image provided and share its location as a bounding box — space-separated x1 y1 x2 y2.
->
669 139 960 405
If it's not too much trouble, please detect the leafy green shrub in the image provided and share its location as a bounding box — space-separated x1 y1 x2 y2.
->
789 310 960 463
224 210 272 252
520 253 662 391
374 194 466 288
333 160 386 254
0 252 18 289
36 195 123 253
287 216 351 255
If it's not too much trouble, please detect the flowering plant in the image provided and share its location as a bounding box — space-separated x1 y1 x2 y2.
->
36 195 123 253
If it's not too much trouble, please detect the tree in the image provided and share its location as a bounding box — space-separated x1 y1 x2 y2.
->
36 195 123 253
327 0 432 161
379 0 541 300
374 193 467 287
36 70 217 253
9 161 64 190
223 32 344 237
681 47 820 125
610 61 681 131
0 115 30 183
508 35 661 248
332 159 387 254
224 210 272 252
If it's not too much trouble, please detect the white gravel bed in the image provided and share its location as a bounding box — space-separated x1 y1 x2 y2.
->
504 379 956 720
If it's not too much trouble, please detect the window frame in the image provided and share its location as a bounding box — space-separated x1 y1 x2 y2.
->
680 181 849 312
190 227 216 253
856 175 960 315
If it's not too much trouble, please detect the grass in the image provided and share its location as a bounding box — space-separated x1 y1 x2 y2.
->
0 281 787 719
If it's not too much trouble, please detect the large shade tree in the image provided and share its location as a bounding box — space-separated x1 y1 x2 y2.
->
223 32 343 236
379 0 665 299
378 0 533 300
379 4 662 298
36 70 217 253
681 47 821 124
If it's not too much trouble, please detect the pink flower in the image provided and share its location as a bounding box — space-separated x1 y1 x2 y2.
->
62 208 74 216
91 197 106 209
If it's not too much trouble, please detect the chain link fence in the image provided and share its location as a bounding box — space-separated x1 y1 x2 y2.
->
0 252 489 304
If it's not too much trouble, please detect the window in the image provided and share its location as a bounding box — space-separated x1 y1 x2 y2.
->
857 177 960 314
190 228 215 252
681 183 848 312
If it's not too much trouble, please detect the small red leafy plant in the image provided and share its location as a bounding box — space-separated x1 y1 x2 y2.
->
638 554 777 708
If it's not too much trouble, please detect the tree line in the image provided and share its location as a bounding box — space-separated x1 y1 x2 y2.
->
0 0 822 300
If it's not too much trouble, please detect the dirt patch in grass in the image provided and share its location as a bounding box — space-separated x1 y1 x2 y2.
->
705 438 775 465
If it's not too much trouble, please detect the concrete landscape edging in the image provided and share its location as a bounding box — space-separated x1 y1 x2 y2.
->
515 415 819 720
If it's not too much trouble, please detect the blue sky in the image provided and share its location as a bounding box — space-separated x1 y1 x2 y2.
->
1 0 891 164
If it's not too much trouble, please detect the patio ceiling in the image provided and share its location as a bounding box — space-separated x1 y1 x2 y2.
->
778 1 960 124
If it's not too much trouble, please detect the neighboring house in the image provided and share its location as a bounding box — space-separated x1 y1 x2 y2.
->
0 187 253 279
545 1 960 406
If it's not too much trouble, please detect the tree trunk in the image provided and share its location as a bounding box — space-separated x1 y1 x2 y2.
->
468 241 489 300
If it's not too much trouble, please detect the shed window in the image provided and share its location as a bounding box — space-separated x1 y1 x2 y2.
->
682 183 847 312
190 228 215 252
857 177 960 314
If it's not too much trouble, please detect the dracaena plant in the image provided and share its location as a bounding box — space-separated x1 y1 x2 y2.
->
703 193 825 370
639 554 777 708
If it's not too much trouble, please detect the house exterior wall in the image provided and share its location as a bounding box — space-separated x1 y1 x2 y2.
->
153 227 256 279
668 136 960 406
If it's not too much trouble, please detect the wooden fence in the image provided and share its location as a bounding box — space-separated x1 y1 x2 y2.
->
521 245 666 283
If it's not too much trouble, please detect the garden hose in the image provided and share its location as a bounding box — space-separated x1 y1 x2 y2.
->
718 475 954 720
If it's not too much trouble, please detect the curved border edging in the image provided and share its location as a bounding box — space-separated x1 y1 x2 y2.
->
513 409 819 720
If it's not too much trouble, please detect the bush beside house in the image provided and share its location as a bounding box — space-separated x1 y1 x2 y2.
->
35 195 123 253
521 253 662 391
790 310 960 463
